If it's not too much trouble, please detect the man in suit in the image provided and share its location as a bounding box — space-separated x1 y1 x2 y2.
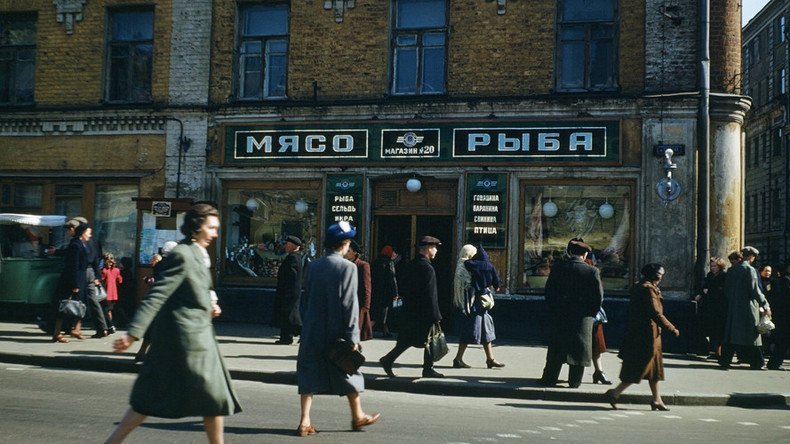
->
272 235 304 345
540 238 604 388
379 235 444 378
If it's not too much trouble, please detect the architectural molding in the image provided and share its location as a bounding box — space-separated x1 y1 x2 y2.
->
52 0 87 35
323 0 355 23
0 115 167 136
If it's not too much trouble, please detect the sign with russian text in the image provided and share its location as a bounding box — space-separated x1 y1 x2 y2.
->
453 126 607 158
464 173 507 248
380 129 441 158
234 129 368 159
325 174 364 234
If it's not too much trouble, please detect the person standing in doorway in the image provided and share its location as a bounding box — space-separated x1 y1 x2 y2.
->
296 222 380 436
379 235 445 379
371 245 399 337
346 240 373 341
539 238 603 388
272 235 305 345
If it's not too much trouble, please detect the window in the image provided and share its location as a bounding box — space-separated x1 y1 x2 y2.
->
773 127 783 157
223 182 320 284
522 183 632 292
237 3 289 100
94 185 137 267
762 192 768 226
0 13 36 105
556 0 617 92
772 188 782 220
745 193 751 230
106 8 154 102
779 68 786 95
391 0 447 96
778 15 786 44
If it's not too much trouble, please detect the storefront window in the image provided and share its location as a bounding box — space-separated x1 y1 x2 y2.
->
95 185 137 270
522 183 632 292
223 184 319 283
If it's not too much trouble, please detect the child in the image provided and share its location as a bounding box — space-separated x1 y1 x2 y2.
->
101 252 123 334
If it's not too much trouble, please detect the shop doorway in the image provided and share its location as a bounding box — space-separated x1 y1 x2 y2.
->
371 178 458 329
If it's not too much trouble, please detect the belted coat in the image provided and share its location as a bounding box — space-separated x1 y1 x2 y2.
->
723 261 768 346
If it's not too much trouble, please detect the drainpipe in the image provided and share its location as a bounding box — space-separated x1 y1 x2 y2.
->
695 0 711 293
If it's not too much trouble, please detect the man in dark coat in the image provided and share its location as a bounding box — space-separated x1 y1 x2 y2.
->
379 235 444 378
272 235 304 345
767 261 790 370
370 245 399 337
540 238 604 388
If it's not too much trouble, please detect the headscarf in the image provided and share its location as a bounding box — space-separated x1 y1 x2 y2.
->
464 245 500 293
453 244 477 312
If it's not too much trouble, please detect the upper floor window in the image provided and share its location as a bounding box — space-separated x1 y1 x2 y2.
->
106 8 154 102
777 16 786 44
779 68 786 95
0 13 36 105
556 0 617 92
237 3 289 100
391 0 447 96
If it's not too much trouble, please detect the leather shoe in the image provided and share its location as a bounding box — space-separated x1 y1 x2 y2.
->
70 332 84 340
605 389 618 410
295 424 317 437
351 413 380 431
592 370 612 385
274 339 293 345
380 358 395 377
421 368 444 378
52 334 68 343
92 330 108 338
453 358 471 369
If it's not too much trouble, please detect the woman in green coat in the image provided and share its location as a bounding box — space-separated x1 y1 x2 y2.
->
106 204 241 444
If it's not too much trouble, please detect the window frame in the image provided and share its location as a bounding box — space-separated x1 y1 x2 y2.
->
0 12 37 106
235 2 290 101
555 0 619 93
389 0 448 97
104 6 155 104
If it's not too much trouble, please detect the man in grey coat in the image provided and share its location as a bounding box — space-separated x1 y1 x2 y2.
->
296 222 380 436
719 246 771 370
540 238 604 388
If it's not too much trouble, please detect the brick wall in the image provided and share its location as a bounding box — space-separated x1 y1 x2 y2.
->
710 0 741 93
645 0 698 93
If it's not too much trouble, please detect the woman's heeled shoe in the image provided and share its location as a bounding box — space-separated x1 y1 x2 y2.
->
605 389 618 410
592 370 612 385
70 331 84 340
650 402 670 411
486 359 505 368
351 412 381 431
453 359 471 369
295 424 318 437
52 334 68 343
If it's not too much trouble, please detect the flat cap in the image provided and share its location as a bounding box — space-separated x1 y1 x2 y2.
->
284 235 303 247
741 246 760 256
65 216 89 229
418 235 441 246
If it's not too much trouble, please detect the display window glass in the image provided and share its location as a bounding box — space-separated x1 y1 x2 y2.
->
223 181 320 284
521 182 632 293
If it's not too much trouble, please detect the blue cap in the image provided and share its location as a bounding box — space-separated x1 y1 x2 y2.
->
325 221 356 246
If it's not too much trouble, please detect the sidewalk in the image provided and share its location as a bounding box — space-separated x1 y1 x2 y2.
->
0 321 788 408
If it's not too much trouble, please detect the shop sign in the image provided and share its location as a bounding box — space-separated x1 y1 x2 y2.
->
464 173 507 248
325 174 364 233
234 129 368 159
453 126 607 158
380 129 441 158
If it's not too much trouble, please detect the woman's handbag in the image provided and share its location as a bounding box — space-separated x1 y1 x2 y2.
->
91 284 107 303
59 296 87 319
326 339 365 374
594 307 608 325
477 288 495 310
426 323 449 362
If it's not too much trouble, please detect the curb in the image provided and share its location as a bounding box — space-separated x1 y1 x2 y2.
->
2 352 787 408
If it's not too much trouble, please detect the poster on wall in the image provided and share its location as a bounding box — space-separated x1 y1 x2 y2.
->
464 173 507 248
325 174 364 235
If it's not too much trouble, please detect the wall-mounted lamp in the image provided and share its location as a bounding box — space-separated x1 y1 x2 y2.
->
294 199 308 214
656 148 682 203
406 177 422 193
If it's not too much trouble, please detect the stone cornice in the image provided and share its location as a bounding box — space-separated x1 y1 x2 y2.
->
0 114 167 136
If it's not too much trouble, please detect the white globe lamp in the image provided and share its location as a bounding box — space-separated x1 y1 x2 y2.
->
542 199 558 218
406 177 422 193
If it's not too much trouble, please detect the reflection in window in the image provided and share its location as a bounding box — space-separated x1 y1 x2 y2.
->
523 184 631 291
94 185 137 271
224 188 317 280
106 8 154 102
0 12 36 105
13 184 42 208
556 0 617 92
391 0 447 95
237 3 288 99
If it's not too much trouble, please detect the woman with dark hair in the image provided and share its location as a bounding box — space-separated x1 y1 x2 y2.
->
606 263 680 411
106 203 241 443
51 223 90 342
452 245 504 369
694 256 728 359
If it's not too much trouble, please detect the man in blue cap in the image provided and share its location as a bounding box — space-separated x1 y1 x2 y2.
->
379 235 445 378
296 222 380 435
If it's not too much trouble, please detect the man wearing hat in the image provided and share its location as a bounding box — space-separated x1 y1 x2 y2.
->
539 238 603 388
272 235 305 345
296 222 380 435
719 246 771 370
379 235 445 378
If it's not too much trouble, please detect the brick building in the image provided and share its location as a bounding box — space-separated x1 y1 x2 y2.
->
1 1 749 346
743 0 789 269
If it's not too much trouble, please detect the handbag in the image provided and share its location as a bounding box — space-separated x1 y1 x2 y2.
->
426 323 449 362
91 284 107 303
756 314 775 334
594 307 608 325
326 338 365 374
477 288 495 310
59 297 87 319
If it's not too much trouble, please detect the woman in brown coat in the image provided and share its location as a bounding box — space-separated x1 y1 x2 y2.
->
606 263 680 411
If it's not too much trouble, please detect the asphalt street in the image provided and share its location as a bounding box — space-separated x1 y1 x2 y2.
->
2 364 789 443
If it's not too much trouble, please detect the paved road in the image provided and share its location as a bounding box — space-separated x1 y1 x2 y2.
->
3 364 789 443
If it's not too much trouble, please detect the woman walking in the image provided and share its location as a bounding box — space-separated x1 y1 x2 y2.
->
296 222 379 436
606 263 679 411
105 204 241 443
452 245 504 369
51 222 91 342
694 257 728 359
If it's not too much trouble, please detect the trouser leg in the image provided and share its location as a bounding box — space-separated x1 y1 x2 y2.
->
749 345 765 369
422 347 433 371
540 354 563 384
567 365 585 388
767 335 789 368
279 326 294 344
85 269 107 332
718 344 735 367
